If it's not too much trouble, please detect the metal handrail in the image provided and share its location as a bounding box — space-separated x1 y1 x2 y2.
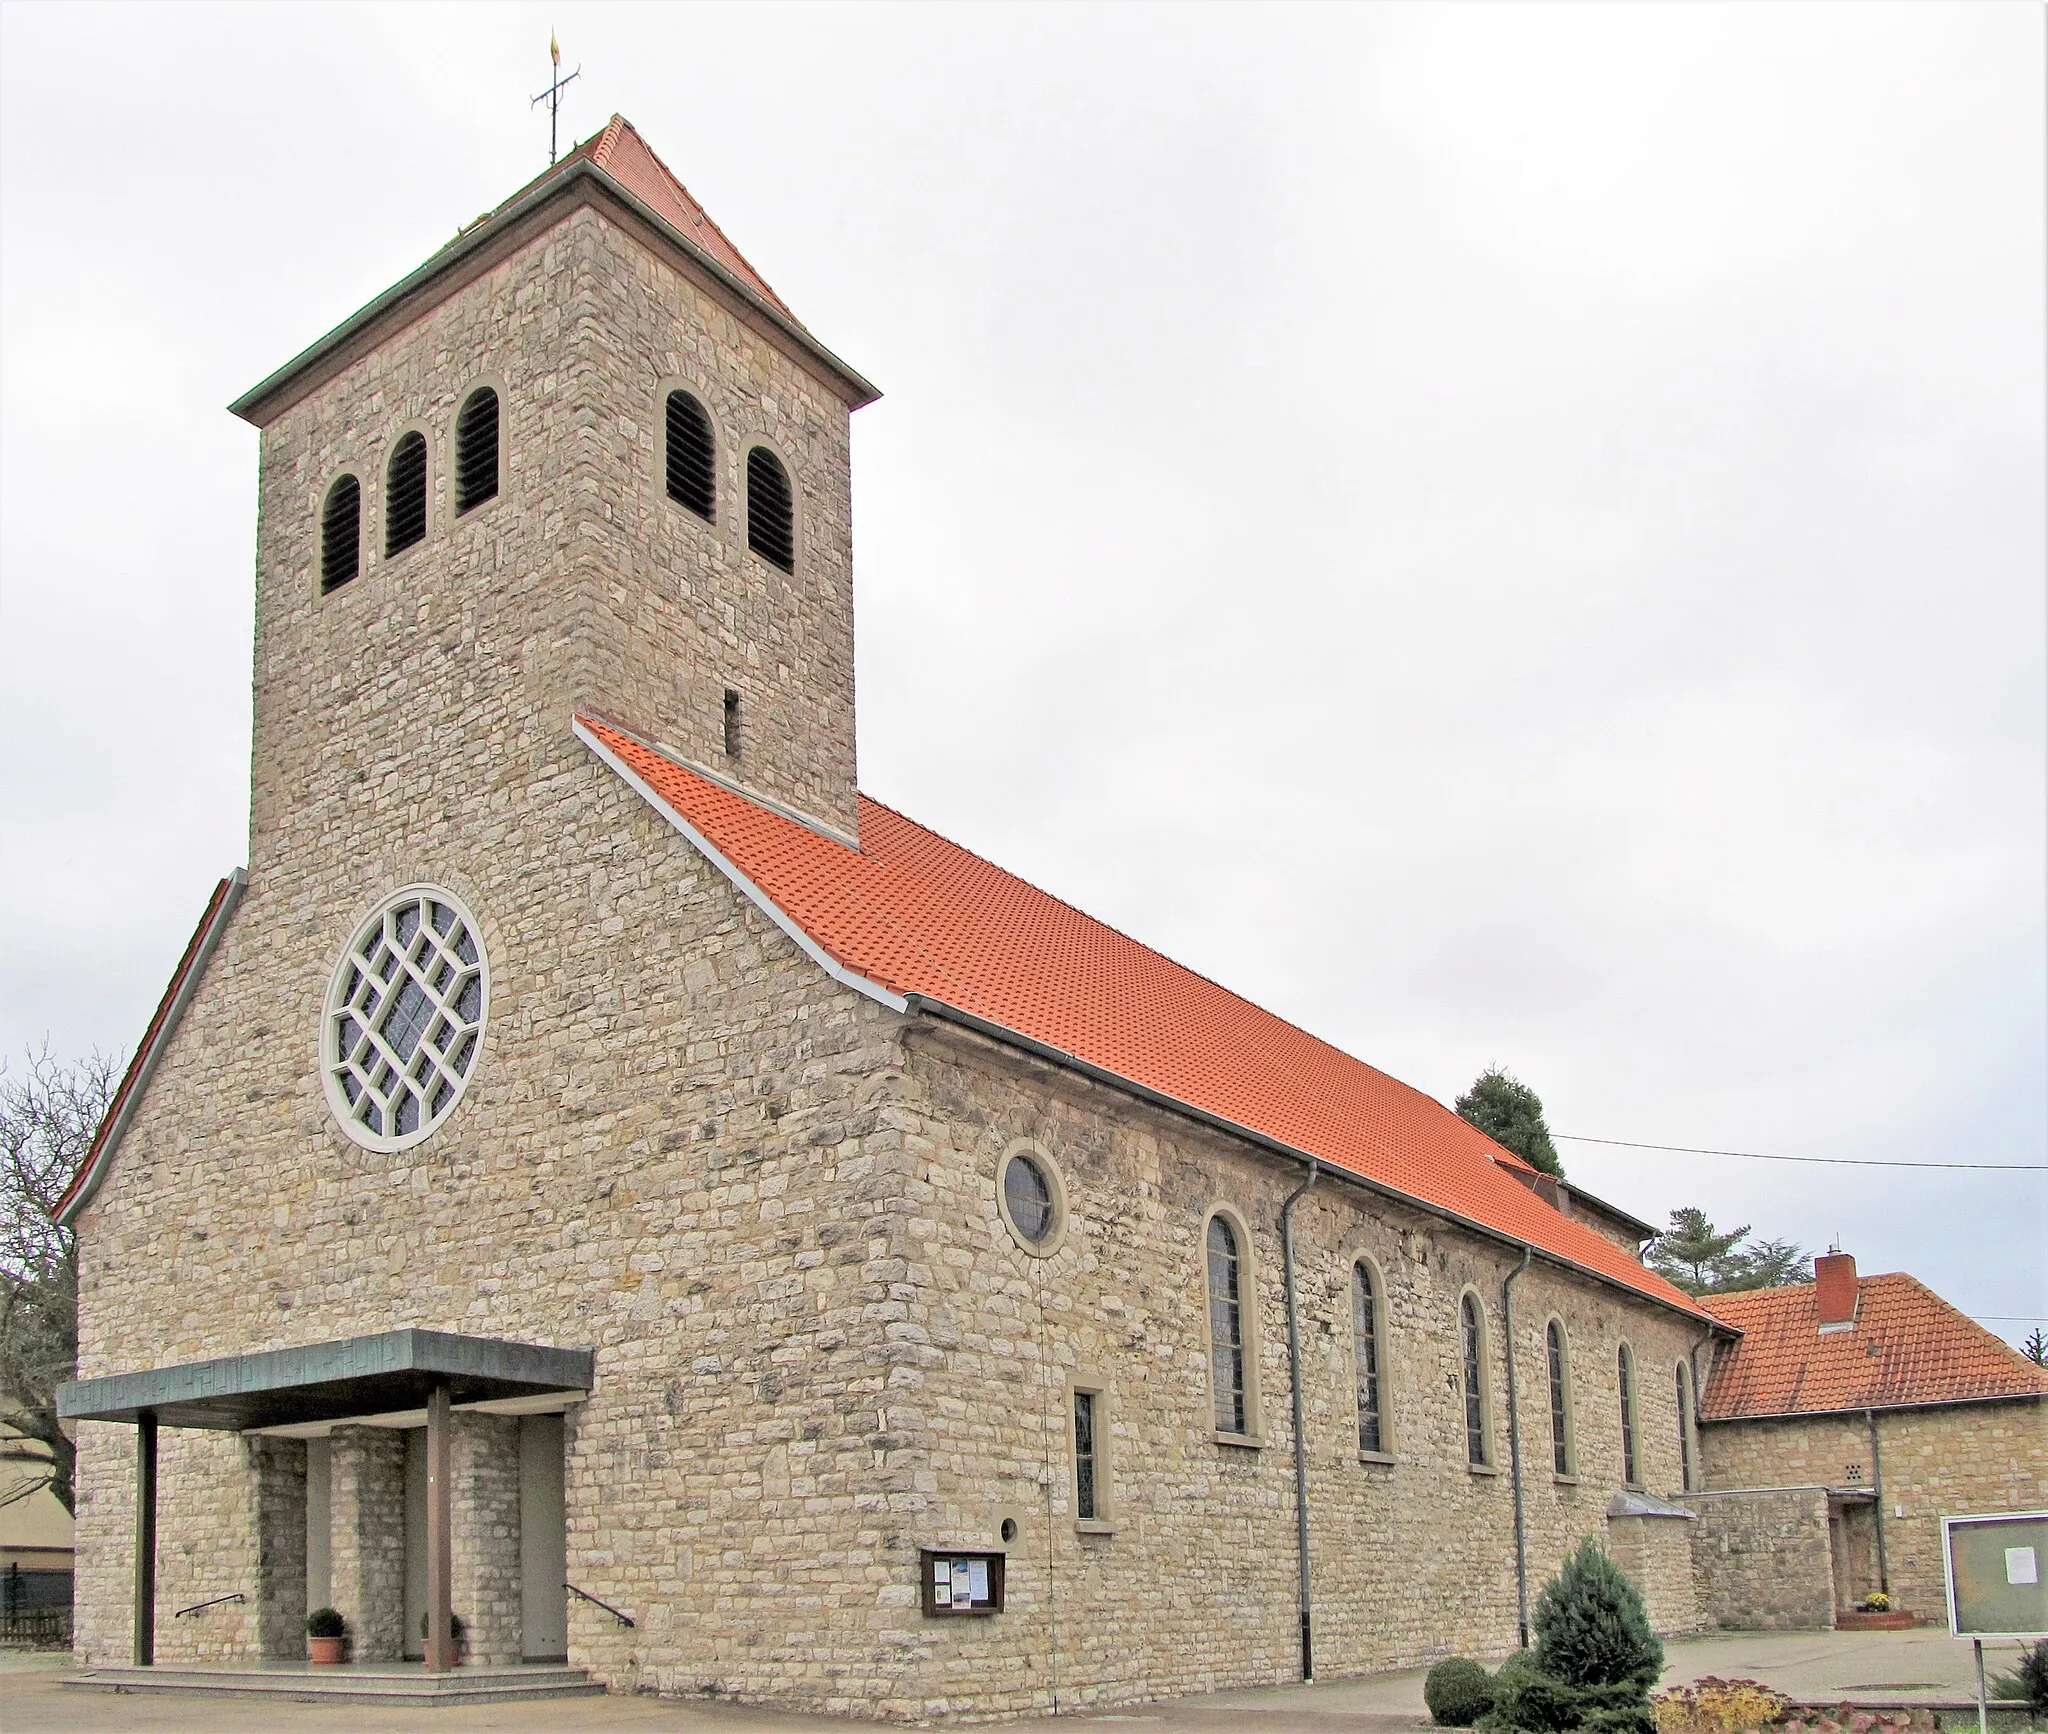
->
564 1583 635 1628
173 1592 246 1619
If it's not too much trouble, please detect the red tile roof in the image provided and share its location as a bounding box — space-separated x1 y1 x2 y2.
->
556 116 796 319
579 717 1709 1320
1700 1273 2048 1420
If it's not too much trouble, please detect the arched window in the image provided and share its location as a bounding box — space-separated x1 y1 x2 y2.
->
385 432 428 556
1675 1361 1696 1492
1618 1344 1640 1485
746 446 794 571
1206 1215 1247 1435
455 388 500 515
1546 1319 1574 1476
665 391 715 521
1460 1293 1490 1466
321 475 360 592
1353 1261 1385 1454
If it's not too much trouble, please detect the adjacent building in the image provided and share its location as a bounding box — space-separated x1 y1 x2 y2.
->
1688 1251 2048 1629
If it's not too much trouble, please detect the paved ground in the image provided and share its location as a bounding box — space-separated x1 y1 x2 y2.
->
4 1631 2036 1733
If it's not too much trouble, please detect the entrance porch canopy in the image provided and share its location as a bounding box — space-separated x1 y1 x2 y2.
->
58 1328 592 1432
59 1330 591 1674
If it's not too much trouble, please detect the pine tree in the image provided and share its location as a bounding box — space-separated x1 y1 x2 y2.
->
1456 1068 1564 1180
1646 1210 1812 1296
2023 1328 2047 1368
1646 1208 1747 1295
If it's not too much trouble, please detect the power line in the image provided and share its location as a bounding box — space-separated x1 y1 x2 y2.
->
1554 1134 2045 1172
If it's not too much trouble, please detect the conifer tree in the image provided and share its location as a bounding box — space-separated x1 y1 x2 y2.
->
1456 1068 1564 1179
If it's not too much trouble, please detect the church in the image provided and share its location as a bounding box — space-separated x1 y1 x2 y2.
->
55 118 1724 1717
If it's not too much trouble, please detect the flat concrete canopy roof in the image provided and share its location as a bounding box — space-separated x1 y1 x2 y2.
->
57 1329 593 1432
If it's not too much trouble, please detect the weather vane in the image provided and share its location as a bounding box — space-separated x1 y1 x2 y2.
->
532 32 581 165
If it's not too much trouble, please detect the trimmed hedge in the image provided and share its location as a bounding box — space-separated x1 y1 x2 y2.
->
1428 1657 1500 1728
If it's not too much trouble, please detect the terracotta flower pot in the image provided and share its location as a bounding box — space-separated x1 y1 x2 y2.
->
308 1635 347 1665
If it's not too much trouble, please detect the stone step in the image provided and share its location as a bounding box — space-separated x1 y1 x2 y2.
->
62 1663 605 1708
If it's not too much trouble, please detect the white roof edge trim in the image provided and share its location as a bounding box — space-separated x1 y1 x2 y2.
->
58 868 249 1228
574 719 908 1014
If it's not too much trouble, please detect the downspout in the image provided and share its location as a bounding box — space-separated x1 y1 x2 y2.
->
1683 1326 1714 1492
1865 1408 1890 1594
1281 1157 1321 1682
1502 1244 1534 1648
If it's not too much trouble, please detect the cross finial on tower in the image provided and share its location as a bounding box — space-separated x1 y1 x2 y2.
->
532 32 581 165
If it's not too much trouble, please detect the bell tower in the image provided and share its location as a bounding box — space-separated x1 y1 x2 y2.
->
231 117 878 875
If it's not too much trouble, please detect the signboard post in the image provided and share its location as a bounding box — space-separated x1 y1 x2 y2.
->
1943 1511 2048 1734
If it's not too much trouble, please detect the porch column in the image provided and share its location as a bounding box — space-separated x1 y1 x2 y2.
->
425 1383 453 1670
133 1411 157 1666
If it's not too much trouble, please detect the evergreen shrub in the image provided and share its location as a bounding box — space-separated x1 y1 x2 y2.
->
1428 1657 1499 1727
1481 1541 1664 1734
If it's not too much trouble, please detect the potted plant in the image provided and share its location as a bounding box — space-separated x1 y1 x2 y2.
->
306 1606 348 1665
419 1610 468 1666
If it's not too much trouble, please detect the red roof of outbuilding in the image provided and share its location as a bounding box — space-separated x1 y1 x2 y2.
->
579 716 1708 1320
1700 1273 2048 1420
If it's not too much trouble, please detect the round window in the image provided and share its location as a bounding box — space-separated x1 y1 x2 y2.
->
997 1141 1068 1257
322 886 487 1152
1004 1154 1054 1243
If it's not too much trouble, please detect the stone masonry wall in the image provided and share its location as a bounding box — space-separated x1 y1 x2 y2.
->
453 1415 523 1666
1700 1401 2048 1624
856 1024 1706 1717
1603 1514 1700 1635
329 1426 407 1660
1681 1488 1835 1630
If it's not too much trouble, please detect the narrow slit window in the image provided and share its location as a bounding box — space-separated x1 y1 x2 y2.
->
1207 1216 1247 1435
1073 1390 1098 1520
1547 1320 1571 1475
1675 1362 1694 1492
321 475 361 592
455 388 500 515
1353 1262 1383 1454
385 432 428 556
1461 1293 1488 1466
723 688 741 759
1618 1344 1640 1485
665 391 716 520
746 446 794 572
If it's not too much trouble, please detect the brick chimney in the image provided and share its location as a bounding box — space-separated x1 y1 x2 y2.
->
1815 1249 1859 1331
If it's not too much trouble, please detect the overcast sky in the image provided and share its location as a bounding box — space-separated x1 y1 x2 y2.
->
2 3 2041 1343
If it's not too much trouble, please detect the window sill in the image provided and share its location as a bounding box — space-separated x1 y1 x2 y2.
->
1213 1430 1264 1450
1074 1520 1115 1536
1357 1450 1398 1467
1467 1462 1503 1477
1553 1472 1580 1486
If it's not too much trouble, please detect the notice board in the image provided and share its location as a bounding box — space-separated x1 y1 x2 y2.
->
1944 1511 2048 1638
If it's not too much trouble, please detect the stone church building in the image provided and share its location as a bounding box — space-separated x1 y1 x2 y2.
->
57 119 1728 1717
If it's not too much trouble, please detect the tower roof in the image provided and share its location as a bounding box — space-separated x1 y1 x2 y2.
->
554 116 796 321
231 116 875 425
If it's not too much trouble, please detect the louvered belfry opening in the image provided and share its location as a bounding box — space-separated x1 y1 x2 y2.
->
384 432 428 556
665 391 716 521
455 388 500 515
321 475 361 592
746 447 794 572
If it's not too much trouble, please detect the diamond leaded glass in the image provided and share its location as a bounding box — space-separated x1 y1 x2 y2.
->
325 887 487 1150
